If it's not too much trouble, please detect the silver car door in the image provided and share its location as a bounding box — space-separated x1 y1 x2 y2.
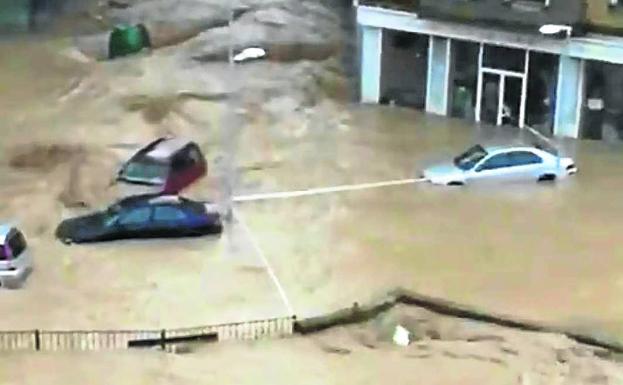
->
468 153 513 184
507 151 546 182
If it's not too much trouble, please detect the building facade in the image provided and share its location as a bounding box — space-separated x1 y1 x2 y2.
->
357 0 623 141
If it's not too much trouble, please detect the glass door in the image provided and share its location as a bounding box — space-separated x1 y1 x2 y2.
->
480 73 500 125
475 43 529 128
503 76 523 127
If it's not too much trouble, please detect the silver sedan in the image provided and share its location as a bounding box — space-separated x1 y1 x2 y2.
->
422 144 577 186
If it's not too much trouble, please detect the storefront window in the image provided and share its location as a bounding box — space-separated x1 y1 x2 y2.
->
581 61 623 142
379 30 429 109
449 40 479 121
483 45 526 73
525 52 558 135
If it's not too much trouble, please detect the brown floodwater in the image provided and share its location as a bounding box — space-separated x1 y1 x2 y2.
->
1 32 623 346
239 106 623 342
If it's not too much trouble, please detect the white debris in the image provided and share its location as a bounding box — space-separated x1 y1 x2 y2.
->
233 47 267 63
393 325 410 347
538 24 572 37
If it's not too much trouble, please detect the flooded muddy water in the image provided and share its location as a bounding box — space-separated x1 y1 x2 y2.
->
1 29 623 344
239 106 623 342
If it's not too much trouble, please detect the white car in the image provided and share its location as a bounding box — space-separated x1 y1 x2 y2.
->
422 144 577 186
0 225 33 288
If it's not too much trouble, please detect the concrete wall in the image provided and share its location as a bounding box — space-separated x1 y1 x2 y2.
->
554 56 583 138
426 36 451 115
360 26 383 103
417 0 584 32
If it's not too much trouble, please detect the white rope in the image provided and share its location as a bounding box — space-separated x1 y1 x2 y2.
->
233 178 427 203
232 208 294 317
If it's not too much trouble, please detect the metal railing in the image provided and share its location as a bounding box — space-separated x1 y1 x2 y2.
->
0 316 295 352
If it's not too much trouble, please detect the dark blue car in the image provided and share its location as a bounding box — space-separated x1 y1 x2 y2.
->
55 194 222 244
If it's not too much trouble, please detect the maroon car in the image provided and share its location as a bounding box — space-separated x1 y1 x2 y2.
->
117 137 207 195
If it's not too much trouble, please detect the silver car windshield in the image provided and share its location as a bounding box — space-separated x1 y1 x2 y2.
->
454 145 488 171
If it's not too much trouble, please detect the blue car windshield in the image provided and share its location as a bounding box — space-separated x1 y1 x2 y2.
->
454 145 488 171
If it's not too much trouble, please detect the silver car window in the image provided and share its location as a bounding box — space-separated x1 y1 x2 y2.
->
508 151 543 167
479 154 512 170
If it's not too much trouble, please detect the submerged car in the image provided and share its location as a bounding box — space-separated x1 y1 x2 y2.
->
55 194 222 244
0 225 33 288
117 137 207 195
422 144 577 186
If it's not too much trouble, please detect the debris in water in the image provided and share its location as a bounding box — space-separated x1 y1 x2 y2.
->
233 47 267 63
393 325 410 347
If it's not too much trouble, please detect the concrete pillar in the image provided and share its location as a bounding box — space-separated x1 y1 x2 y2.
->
554 55 584 138
426 36 452 116
360 26 383 104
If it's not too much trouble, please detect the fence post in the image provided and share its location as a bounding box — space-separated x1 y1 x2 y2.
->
34 330 40 351
160 329 166 351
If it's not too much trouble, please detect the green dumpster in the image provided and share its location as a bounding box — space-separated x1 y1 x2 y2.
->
0 0 31 32
108 24 151 59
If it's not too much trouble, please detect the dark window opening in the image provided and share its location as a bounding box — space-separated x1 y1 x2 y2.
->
483 45 525 73
450 40 479 121
525 52 558 136
380 29 428 110
581 60 623 142
391 31 417 49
